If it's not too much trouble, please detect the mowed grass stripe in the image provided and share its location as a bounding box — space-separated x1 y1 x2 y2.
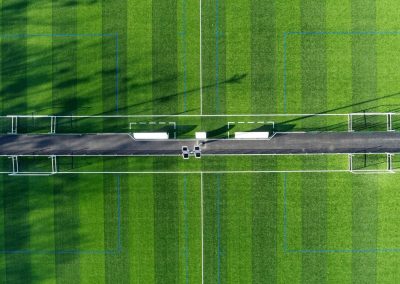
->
300 1 327 116
225 1 251 114
278 173 302 283
52 2 77 115
1 1 30 281
251 170 278 283
301 172 328 283
376 175 400 282
203 174 221 283
104 173 130 283
78 175 105 283
376 5 400 280
351 1 378 282
352 175 378 282
178 175 202 283
251 0 275 113
179 0 200 114
154 173 179 282
127 0 153 115
0 160 5 282
351 1 377 113
326 0 352 114
201 0 226 114
152 0 178 115
102 2 130 279
101 2 120 116
225 173 252 283
53 175 80 283
326 172 352 282
177 0 188 113
77 2 103 117
215 0 226 114
1 0 28 116
26 2 53 116
278 0 302 114
129 171 155 283
102 1 127 115
201 0 216 114
375 2 400 114
185 175 202 283
151 3 181 276
26 5 56 279
300 2 328 282
3 176 31 282
325 3 353 280
29 177 56 283
51 4 79 282
76 5 107 281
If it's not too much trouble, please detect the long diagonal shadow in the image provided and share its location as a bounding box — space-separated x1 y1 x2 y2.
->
281 91 400 126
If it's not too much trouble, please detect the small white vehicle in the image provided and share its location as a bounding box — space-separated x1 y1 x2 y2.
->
194 146 201 158
182 146 189 159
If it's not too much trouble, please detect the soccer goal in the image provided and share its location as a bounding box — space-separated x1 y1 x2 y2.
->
348 153 395 174
348 112 394 132
7 115 58 134
8 155 58 176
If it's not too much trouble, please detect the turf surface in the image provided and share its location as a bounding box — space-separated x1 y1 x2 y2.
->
1 0 400 283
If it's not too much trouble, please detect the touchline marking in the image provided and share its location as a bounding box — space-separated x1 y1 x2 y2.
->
3 170 355 175
200 172 204 284
6 112 398 118
199 0 203 115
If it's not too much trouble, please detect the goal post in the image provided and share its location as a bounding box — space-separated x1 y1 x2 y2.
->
387 113 394 132
349 153 395 174
348 112 394 132
347 114 353 132
7 115 57 134
9 116 18 134
7 155 58 176
50 116 57 134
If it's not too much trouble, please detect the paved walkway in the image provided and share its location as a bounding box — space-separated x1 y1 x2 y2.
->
0 132 399 155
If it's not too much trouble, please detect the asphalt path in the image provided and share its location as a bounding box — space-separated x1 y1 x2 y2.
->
0 132 399 155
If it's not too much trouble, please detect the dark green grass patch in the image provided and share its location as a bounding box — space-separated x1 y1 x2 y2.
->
152 0 178 115
53 175 80 283
351 154 389 171
251 172 278 283
251 0 275 114
3 176 31 282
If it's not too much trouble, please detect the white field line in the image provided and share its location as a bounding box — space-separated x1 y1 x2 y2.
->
200 171 204 284
6 112 400 118
350 171 395 175
0 170 392 176
6 169 399 175
8 173 54 176
4 170 357 174
199 0 203 116
1 152 396 157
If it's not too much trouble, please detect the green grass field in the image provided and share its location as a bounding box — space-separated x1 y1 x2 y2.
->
2 0 400 283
